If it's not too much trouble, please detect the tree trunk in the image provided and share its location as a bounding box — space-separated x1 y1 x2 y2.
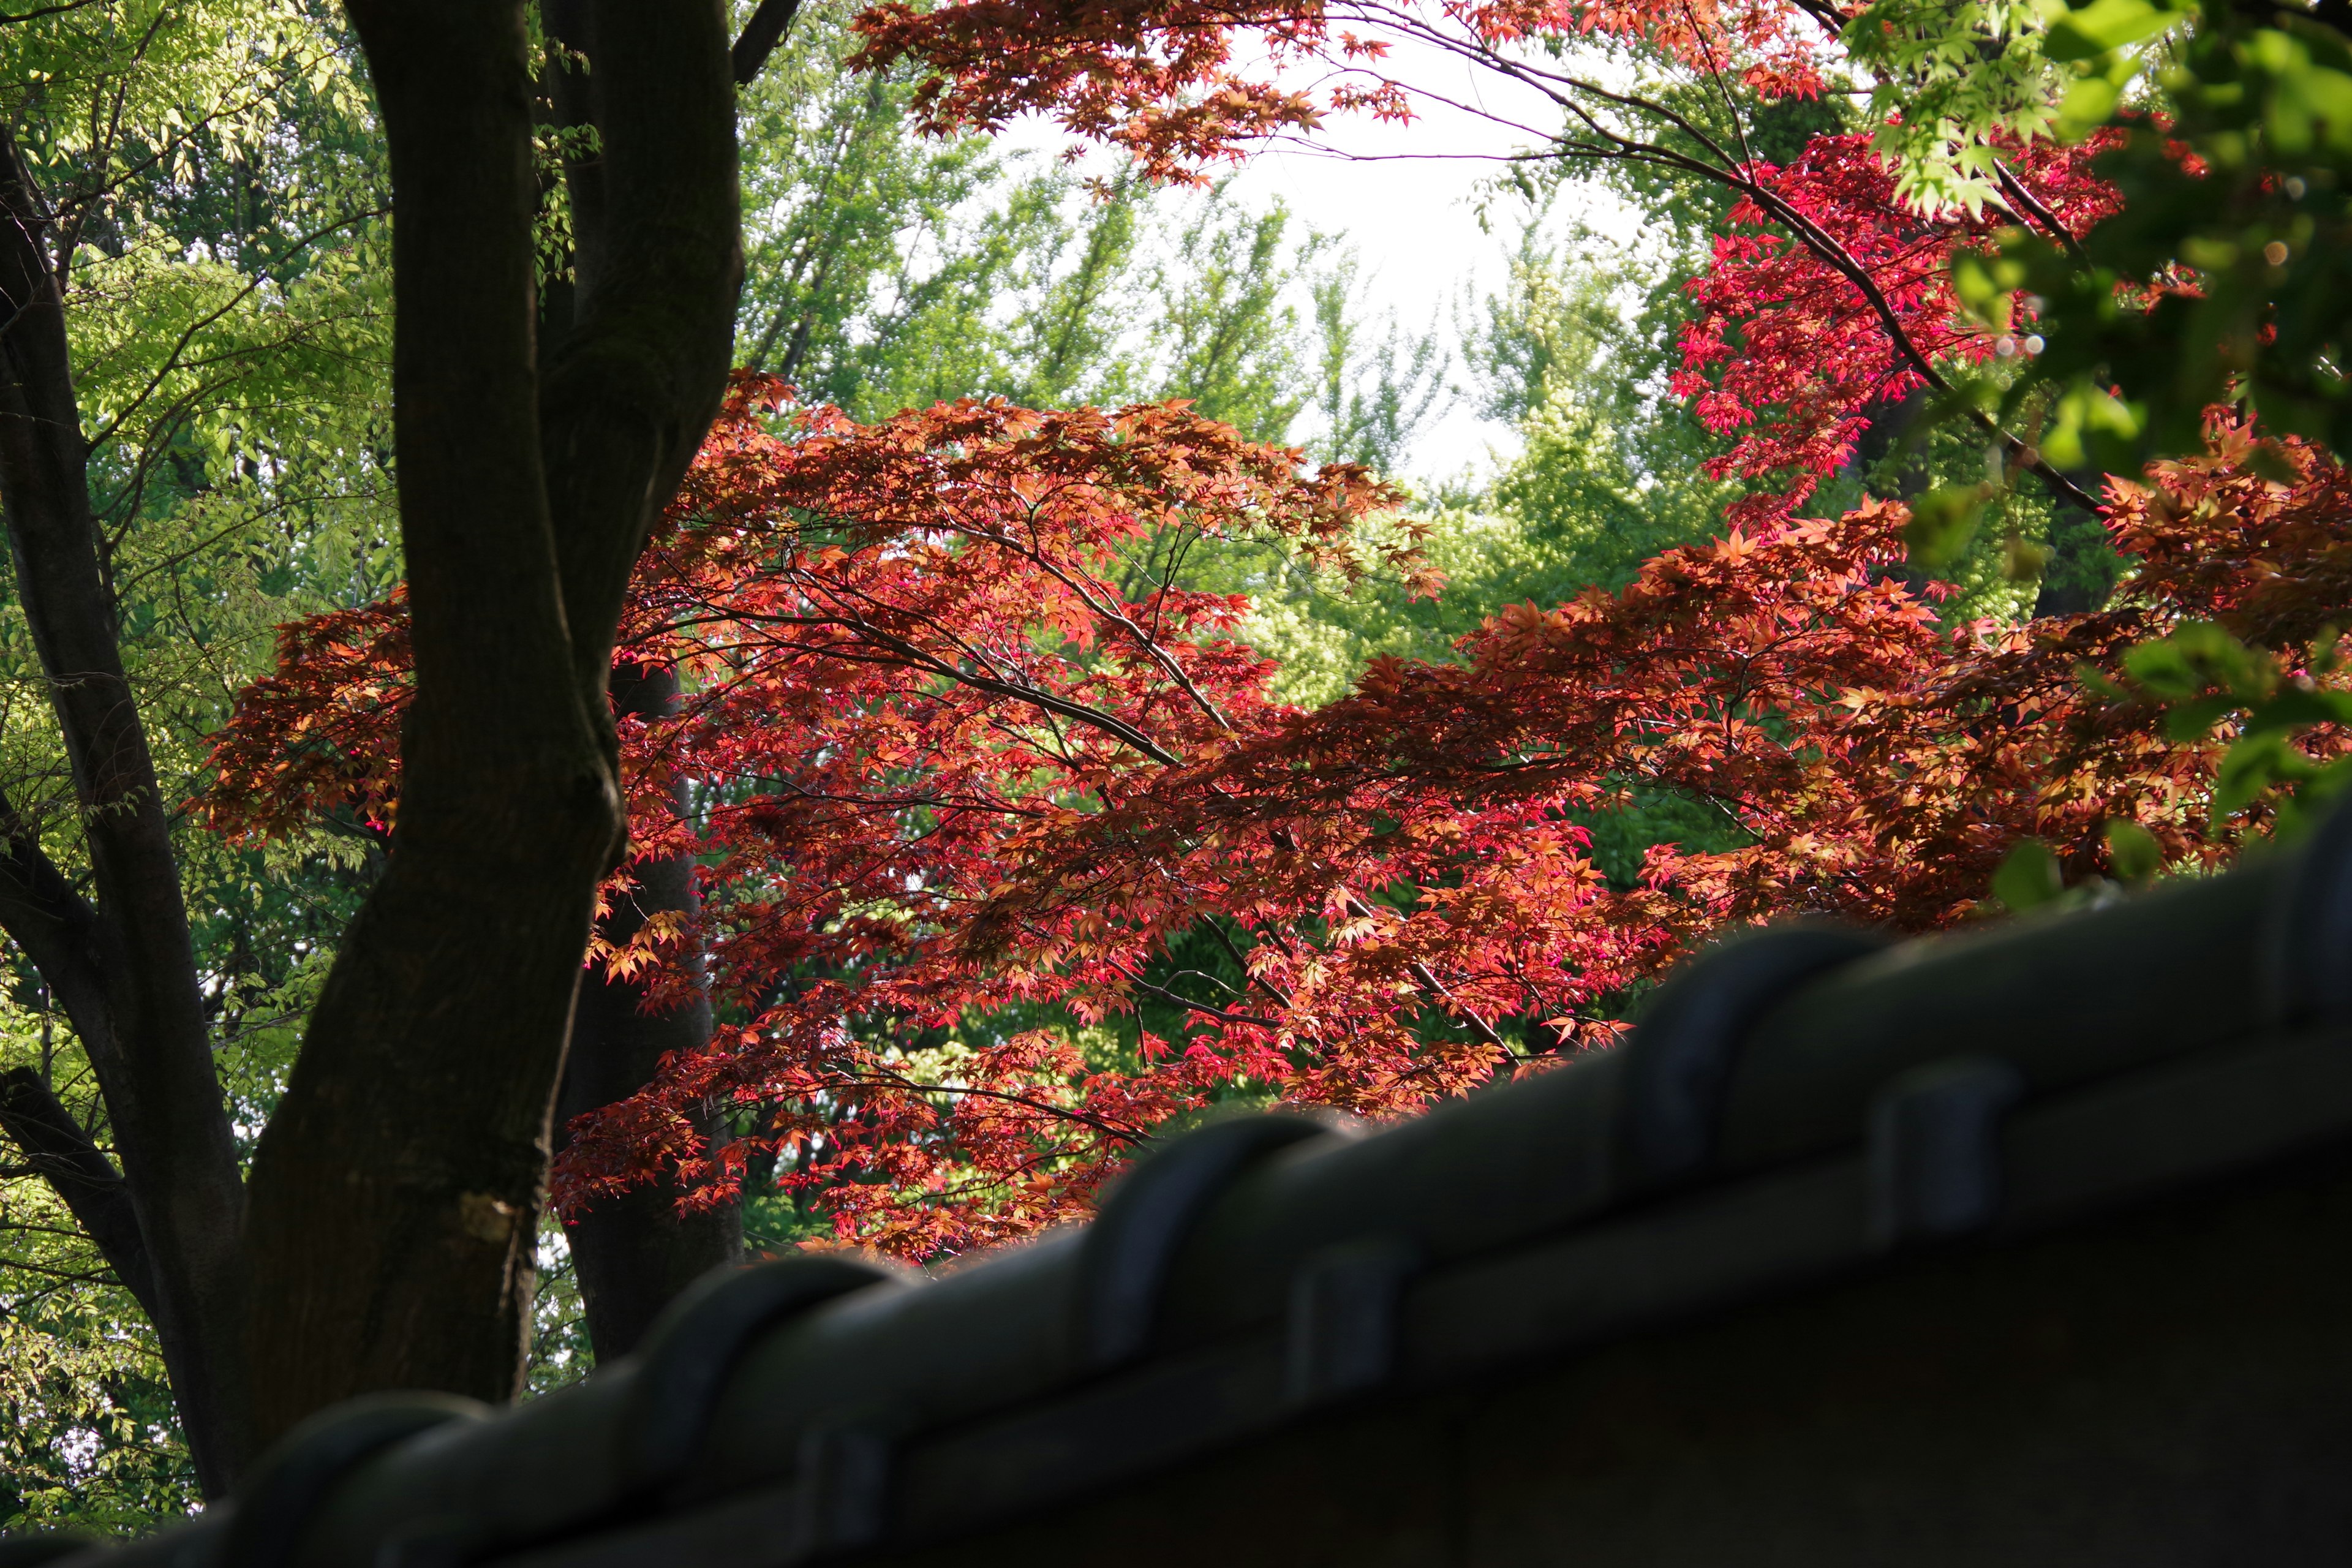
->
2032 491 2124 617
556 665 741 1363
1 0 742 1474
240 0 738 1446
0 122 251 1496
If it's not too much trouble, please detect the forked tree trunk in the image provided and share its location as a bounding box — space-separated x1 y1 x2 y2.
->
240 0 739 1445
0 0 750 1482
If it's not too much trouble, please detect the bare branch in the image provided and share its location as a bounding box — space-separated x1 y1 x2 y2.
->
0 0 106 25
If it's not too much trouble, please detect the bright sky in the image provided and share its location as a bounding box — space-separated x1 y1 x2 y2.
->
1224 141 1531 481
1227 32 1564 480
1005 31 1646 482
1207 32 1656 481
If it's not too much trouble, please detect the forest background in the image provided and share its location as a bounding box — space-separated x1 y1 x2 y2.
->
5 0 2348 1532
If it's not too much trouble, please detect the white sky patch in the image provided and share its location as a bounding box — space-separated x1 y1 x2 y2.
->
997 28 1653 484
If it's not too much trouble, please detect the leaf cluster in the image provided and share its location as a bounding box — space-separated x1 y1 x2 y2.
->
1953 7 2352 471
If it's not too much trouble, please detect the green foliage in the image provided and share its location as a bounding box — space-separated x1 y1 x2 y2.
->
0 1285 192 1536
1904 482 1997 571
2034 500 2126 611
2103 814 2163 881
1 1028 194 1534
734 2 1439 453
2102 620 2352 831
1991 836 2067 910
1 0 397 1524
1309 260 1449 473
1576 785 1751 888
1229 219 1738 704
1948 6 2352 470
2043 0 2199 132
523 1222 593 1399
1132 198 1332 443
1839 0 2198 211
1854 0 2352 905
1845 0 2067 211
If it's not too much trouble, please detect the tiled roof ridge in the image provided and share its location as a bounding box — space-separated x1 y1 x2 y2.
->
23 804 2352 1568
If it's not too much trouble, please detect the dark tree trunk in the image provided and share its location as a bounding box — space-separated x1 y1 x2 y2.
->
239 0 739 1446
0 123 251 1496
0 0 745 1478
556 661 741 1363
1834 382 1931 497
2032 494 2124 617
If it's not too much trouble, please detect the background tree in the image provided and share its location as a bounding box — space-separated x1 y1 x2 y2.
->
0 0 389 1497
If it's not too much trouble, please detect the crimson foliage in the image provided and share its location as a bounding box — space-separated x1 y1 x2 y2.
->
203 374 2351 1256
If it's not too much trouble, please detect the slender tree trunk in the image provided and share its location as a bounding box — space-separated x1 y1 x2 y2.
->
0 121 251 1494
241 0 738 1444
556 663 741 1363
2032 484 2124 617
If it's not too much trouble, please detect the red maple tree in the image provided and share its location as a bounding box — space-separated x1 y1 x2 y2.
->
848 0 1836 186
853 0 2122 518
1672 130 2126 523
202 369 2351 1257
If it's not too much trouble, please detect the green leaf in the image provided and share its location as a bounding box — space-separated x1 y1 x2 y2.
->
2161 692 2241 741
2315 626 2344 677
2046 0 2195 62
2280 755 2352 837
2241 685 2352 736
2057 69 2128 135
2121 639 2204 698
2214 728 2319 815
2124 621 2267 699
1992 838 2065 911
2076 660 2129 700
1952 247 2032 329
2038 379 2146 470
2103 817 2163 881
1904 483 1992 572
2245 440 2302 484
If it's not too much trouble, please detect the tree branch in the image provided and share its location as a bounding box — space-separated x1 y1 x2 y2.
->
0 0 104 23
0 1066 158 1317
731 0 802 85
0 783 132 1094
540 0 743 725
0 113 250 1497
